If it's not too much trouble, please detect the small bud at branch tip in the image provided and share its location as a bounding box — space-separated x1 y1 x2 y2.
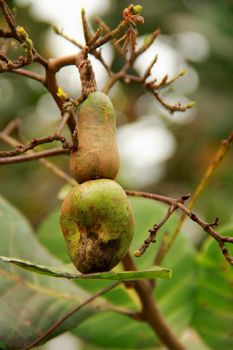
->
187 101 196 109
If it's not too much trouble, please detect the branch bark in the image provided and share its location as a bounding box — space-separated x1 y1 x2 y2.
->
122 253 186 350
126 190 233 265
24 282 120 350
0 147 69 164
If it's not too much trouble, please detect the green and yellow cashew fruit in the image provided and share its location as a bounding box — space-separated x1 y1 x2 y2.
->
70 91 120 183
60 179 134 273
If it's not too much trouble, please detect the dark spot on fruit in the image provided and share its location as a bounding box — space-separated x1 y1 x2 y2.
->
77 236 121 273
87 231 98 240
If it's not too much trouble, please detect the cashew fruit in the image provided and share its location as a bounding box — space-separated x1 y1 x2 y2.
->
59 179 134 273
70 91 120 183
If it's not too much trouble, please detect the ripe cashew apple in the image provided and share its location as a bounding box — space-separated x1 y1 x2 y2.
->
60 179 135 273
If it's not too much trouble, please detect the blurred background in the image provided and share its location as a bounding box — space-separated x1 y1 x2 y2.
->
0 1 233 349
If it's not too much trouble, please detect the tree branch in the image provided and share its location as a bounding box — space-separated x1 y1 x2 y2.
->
0 0 18 37
0 148 69 164
155 131 233 265
8 68 45 83
134 203 178 257
24 282 121 350
126 190 233 265
0 130 76 185
122 253 186 350
0 135 72 158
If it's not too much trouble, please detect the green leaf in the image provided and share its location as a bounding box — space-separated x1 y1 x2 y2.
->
37 208 70 263
0 195 120 350
0 256 171 280
38 196 197 348
192 225 233 350
76 312 157 349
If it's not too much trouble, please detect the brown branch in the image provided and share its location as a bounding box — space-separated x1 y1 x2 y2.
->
0 41 47 74
40 158 76 185
89 27 103 46
92 48 113 75
0 135 72 158
0 148 69 164
0 0 47 68
122 253 186 350
94 5 144 55
45 59 77 133
32 50 48 68
102 62 130 94
86 6 142 52
8 68 45 83
126 190 233 265
24 282 121 350
53 26 83 48
53 27 112 75
75 49 97 98
143 54 158 80
0 123 76 185
101 29 160 94
94 16 125 58
81 8 92 45
121 70 193 114
0 0 18 37
54 111 71 135
155 131 233 265
177 204 233 264
134 204 178 258
0 55 30 71
91 20 128 50
151 90 194 114
100 25 191 115
134 28 160 57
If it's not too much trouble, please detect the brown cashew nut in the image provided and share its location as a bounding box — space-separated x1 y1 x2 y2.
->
70 91 120 184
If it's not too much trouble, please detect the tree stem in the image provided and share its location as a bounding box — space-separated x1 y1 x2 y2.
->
122 253 186 350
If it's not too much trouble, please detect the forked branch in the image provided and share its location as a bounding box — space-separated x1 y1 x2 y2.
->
126 190 233 265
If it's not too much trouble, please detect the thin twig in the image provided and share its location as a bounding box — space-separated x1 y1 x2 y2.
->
54 27 112 75
0 131 76 185
100 24 191 115
24 282 121 350
39 158 76 186
151 90 194 114
134 204 178 257
54 111 72 136
0 148 69 164
81 8 92 45
53 27 83 49
126 190 233 265
91 20 128 50
143 54 158 81
155 131 233 265
94 16 125 57
45 59 77 133
102 62 130 94
0 135 72 158
134 28 160 57
8 68 45 83
0 0 18 37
